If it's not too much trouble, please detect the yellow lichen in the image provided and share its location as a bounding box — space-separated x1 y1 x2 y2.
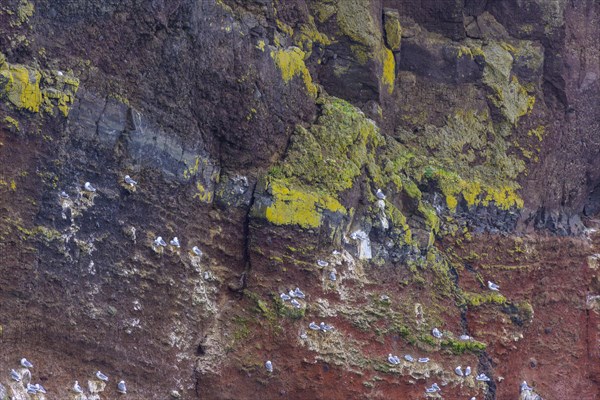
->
270 47 317 97
3 116 19 130
1 65 42 112
263 180 345 228
380 48 395 94
256 40 266 52
194 182 214 204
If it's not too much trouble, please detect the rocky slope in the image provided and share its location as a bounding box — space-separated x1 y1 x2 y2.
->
0 0 598 399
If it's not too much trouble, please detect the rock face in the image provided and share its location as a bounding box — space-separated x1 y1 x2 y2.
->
0 0 598 399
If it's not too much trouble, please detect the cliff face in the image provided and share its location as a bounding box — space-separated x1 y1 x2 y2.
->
0 1 599 399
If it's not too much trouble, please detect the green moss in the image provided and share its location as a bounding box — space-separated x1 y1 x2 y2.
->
383 10 402 51
463 291 507 307
3 116 19 130
441 338 486 354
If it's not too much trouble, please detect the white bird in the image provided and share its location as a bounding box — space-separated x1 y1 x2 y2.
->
520 381 533 392
476 373 491 382
26 383 37 394
84 182 96 192
290 299 301 309
300 331 308 339
34 384 47 394
459 334 472 341
375 189 386 200
404 354 414 362
154 236 167 247
465 366 472 376
317 260 329 267
387 354 399 365
170 237 180 247
418 357 429 363
73 381 83 393
192 246 203 256
431 383 440 391
203 271 210 280
455 366 464 376
431 328 442 338
10 369 20 381
487 281 500 291
265 360 273 373
124 175 137 186
288 289 297 298
329 269 337 281
280 293 291 301
380 294 390 302
60 191 70 198
425 387 436 393
309 322 320 330
96 370 109 381
21 358 33 368
471 398 476 400
293 288 305 299
117 380 127 394
319 322 333 332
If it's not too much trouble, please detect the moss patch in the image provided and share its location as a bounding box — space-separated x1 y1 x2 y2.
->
270 47 317 97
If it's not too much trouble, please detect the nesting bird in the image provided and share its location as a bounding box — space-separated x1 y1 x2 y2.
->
465 366 472 376
10 369 21 382
170 237 180 247
265 360 273 373
329 269 337 282
309 322 320 330
431 328 442 339
26 383 38 394
425 383 440 393
455 366 464 377
418 357 429 363
476 373 491 382
487 281 500 291
317 260 329 267
73 381 83 393
375 189 386 200
280 293 291 301
124 175 137 186
60 191 70 199
290 299 301 309
96 370 109 381
117 380 127 394
84 182 96 192
319 322 333 332
20 358 33 368
459 334 472 341
293 287 305 299
192 246 203 256
404 354 414 363
520 381 533 392
387 354 400 365
34 384 47 394
154 236 167 247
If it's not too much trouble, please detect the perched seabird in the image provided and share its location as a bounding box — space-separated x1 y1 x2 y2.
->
60 191 70 199
293 288 305 299
154 236 167 247
34 384 47 394
380 294 390 302
10 369 20 382
459 334 472 341
124 175 137 186
170 237 180 247
26 383 38 394
387 354 400 365
431 383 440 391
84 182 96 192
309 322 320 330
332 250 340 255
300 331 308 339
520 381 533 392
288 289 297 298
418 357 430 363
192 246 203 256
487 281 500 291
425 387 436 393
280 293 291 301
96 370 109 381
455 366 464 376
375 189 386 200
21 358 33 368
476 373 491 382
319 322 333 332
317 260 329 267
117 380 127 394
465 366 472 376
73 381 83 393
329 269 337 281
265 360 273 373
290 299 301 309
404 354 414 363
203 271 210 281
431 328 442 339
